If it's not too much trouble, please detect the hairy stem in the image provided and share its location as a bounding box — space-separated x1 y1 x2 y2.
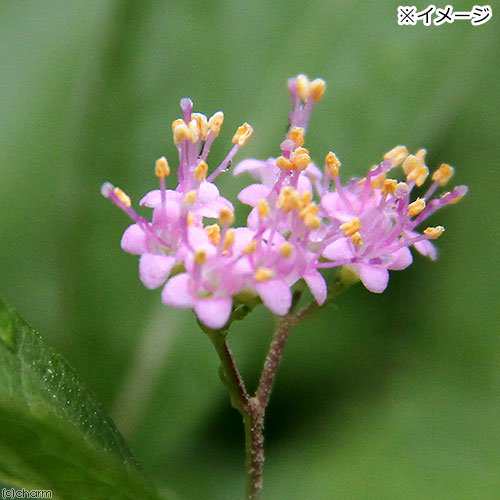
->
206 269 359 499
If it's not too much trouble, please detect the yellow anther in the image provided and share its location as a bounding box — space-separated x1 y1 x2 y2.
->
291 147 311 170
257 199 270 219
243 240 257 254
171 118 184 132
371 173 386 189
407 197 426 217
223 229 235 252
295 74 310 101
186 211 195 226
279 242 294 258
416 148 427 163
276 156 293 170
205 224 221 245
192 113 208 140
310 78 326 102
113 187 131 208
188 119 200 143
208 111 224 136
173 121 192 144
424 226 445 240
277 187 301 212
301 191 313 206
340 217 361 237
351 231 363 247
407 164 429 187
254 267 274 282
402 154 421 175
194 160 208 182
300 202 319 219
219 207 234 226
382 178 398 195
194 249 207 265
184 190 197 205
325 151 341 177
287 127 305 146
384 145 409 166
304 214 321 230
232 122 253 146
432 163 454 186
155 157 170 178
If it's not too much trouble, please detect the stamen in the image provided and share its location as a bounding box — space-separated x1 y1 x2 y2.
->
173 120 192 144
188 119 200 143
291 147 311 170
276 156 293 170
192 113 208 141
254 267 274 282
277 187 301 212
257 199 270 219
384 145 409 166
402 154 420 175
371 173 386 189
310 79 326 102
219 207 235 226
340 217 361 237
232 123 254 146
325 151 340 178
194 160 208 181
208 111 224 137
351 231 363 247
287 127 305 146
295 74 310 101
194 249 207 265
223 229 235 252
382 179 397 195
113 187 131 208
424 226 445 239
184 190 197 205
432 163 454 186
407 164 429 187
243 240 257 254
279 242 294 258
407 197 426 217
304 214 321 230
205 224 221 245
155 157 170 178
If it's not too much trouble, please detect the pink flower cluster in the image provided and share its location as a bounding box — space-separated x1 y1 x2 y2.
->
102 75 467 329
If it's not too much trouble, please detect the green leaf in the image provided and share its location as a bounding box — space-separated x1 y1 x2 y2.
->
0 298 164 499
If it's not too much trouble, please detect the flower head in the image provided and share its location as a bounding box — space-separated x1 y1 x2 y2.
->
102 75 467 327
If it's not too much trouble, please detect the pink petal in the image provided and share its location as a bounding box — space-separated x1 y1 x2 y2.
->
194 297 232 329
139 254 176 289
232 228 256 253
233 158 268 176
197 181 219 203
304 271 327 305
256 279 292 316
140 189 180 207
354 264 389 293
388 247 413 270
297 174 313 193
161 273 193 308
414 239 438 261
323 237 354 261
121 224 147 255
237 184 271 206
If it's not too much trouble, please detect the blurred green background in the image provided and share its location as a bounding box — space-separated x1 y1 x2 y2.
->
1 0 499 498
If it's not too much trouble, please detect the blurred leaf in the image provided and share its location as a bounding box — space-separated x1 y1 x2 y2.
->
0 298 164 499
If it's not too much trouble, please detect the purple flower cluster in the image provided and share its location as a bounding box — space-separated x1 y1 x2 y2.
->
102 75 467 329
